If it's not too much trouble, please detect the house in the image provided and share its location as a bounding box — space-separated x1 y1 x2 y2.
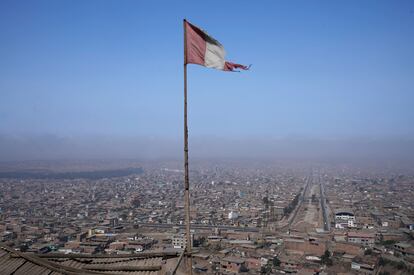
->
245 257 261 271
335 209 355 221
351 255 377 274
335 210 356 229
335 218 356 229
394 242 414 256
1 231 16 242
279 254 301 273
400 216 414 231
347 232 375 247
220 257 247 273
109 241 127 250
172 233 193 249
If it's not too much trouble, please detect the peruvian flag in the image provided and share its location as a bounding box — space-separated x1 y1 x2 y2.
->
184 20 249 72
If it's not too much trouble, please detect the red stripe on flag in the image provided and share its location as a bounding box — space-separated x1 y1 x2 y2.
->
224 62 250 71
185 21 206 66
185 20 249 72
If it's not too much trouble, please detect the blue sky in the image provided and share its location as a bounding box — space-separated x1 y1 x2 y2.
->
0 0 413 143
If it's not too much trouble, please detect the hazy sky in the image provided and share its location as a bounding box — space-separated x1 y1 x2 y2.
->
0 1 413 160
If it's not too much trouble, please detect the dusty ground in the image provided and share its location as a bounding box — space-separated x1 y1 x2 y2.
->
291 183 322 234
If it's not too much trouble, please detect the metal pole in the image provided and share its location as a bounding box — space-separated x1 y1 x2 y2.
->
171 247 186 275
183 19 193 275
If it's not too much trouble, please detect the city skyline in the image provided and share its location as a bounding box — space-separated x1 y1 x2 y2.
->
1 0 414 161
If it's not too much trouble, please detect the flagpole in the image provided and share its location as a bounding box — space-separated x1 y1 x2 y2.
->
183 19 193 275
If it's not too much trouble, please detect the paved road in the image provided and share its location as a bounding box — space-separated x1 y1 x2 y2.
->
319 175 330 231
136 223 260 233
287 171 330 233
287 175 312 231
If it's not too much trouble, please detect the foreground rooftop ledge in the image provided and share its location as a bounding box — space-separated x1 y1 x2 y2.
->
35 251 180 258
1 243 179 274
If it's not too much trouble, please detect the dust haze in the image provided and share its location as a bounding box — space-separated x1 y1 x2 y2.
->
1 134 413 163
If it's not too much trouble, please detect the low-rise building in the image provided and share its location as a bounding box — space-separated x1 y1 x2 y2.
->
347 232 375 247
351 255 377 274
335 210 356 229
172 233 193 249
394 242 414 256
220 257 247 273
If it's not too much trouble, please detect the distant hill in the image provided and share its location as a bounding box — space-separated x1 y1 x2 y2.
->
0 167 143 179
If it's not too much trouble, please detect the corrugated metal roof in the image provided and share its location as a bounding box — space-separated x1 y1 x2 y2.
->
0 249 7 258
0 246 61 275
59 259 84 269
99 272 157 275
0 245 173 275
12 261 52 275
0 252 26 275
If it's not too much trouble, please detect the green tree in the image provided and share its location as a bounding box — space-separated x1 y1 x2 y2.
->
381 240 396 246
272 256 281 267
260 262 272 274
396 261 406 270
321 250 333 266
364 248 373 255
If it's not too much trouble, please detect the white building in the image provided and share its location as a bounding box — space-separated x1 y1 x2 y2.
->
228 211 238 220
172 233 193 249
335 210 356 229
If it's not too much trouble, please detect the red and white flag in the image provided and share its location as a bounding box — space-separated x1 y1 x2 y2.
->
184 20 249 71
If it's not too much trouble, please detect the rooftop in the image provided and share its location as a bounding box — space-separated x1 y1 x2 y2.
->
0 244 178 275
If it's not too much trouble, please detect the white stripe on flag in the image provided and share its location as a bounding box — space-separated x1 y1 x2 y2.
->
204 41 226 70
